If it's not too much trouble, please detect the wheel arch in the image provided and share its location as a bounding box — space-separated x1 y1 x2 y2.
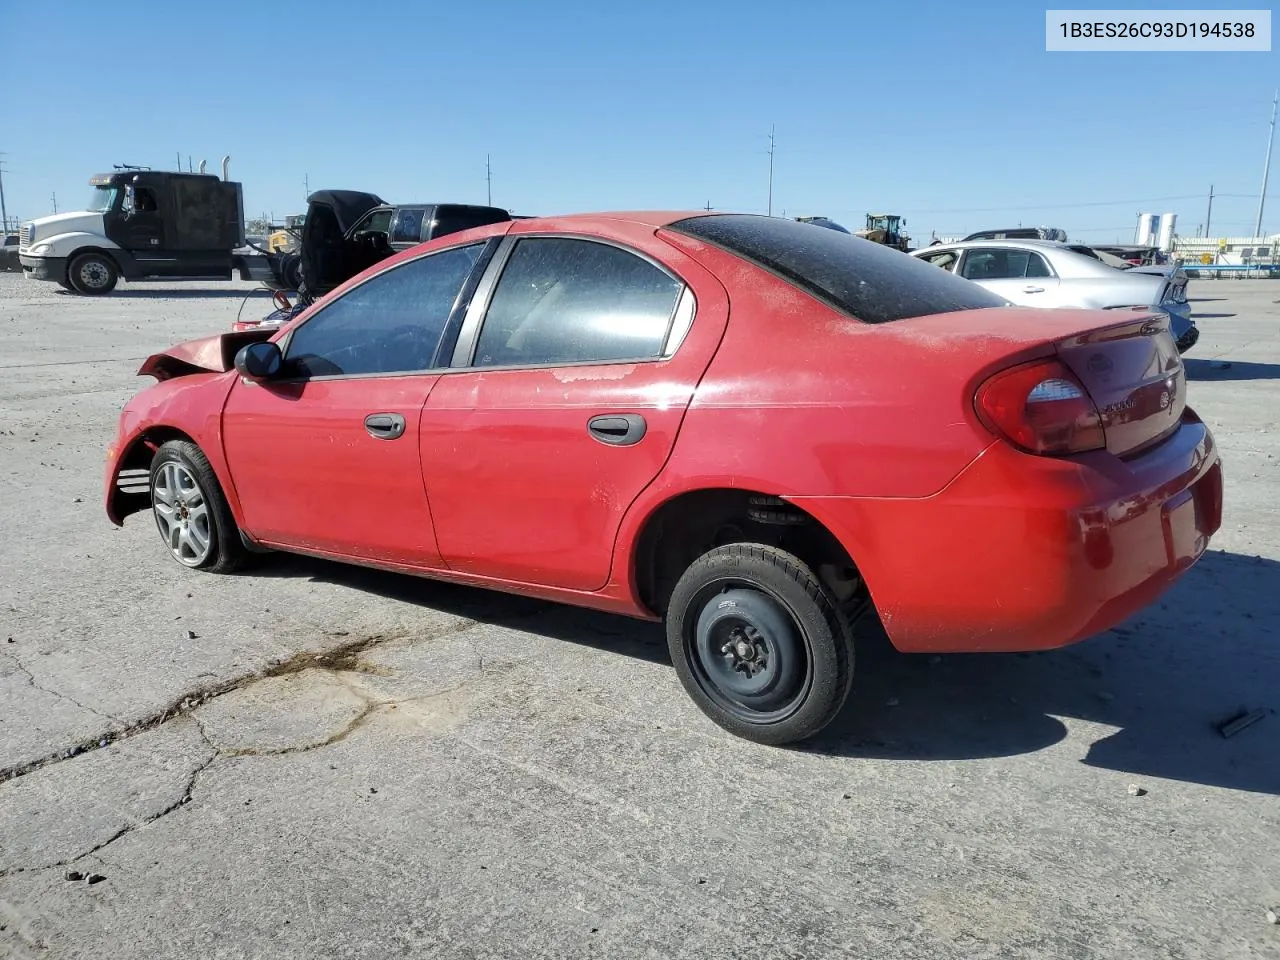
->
107 425 200 524
625 486 868 621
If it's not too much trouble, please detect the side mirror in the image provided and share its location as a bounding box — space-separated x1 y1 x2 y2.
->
121 186 136 219
234 341 283 380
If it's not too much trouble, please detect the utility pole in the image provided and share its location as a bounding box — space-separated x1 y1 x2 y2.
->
188 155 193 173
1205 184 1214 237
303 173 310 203
704 200 712 211
176 151 182 171
767 124 775 217
1255 89 1277 238
51 191 57 214
0 155 8 234
486 154 492 206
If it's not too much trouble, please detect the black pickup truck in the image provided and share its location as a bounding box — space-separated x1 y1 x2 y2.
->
297 191 512 300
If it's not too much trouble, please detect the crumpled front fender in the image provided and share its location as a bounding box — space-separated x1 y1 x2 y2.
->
139 328 275 381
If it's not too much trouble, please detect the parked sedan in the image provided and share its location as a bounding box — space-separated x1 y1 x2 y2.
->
105 215 1222 745
912 239 1199 353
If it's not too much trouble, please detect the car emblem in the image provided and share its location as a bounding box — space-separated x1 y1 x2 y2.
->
1086 353 1113 376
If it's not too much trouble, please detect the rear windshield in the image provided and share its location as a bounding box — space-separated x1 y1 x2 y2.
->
668 214 1007 323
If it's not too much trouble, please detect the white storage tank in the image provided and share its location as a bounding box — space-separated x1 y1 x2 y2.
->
1156 212 1177 252
1136 213 1158 246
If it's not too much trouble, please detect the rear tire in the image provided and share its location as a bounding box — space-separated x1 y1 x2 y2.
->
68 252 118 294
666 543 854 746
149 440 247 574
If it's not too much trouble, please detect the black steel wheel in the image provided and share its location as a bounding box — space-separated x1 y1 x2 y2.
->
666 544 854 745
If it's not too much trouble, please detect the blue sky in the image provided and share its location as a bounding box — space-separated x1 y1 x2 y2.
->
3 0 1278 242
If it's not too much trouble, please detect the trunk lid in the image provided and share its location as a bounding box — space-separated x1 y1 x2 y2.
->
884 306 1185 458
1053 312 1184 456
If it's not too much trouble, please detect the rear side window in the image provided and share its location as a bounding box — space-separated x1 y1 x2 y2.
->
389 207 429 246
669 214 1006 323
472 238 682 367
432 205 510 240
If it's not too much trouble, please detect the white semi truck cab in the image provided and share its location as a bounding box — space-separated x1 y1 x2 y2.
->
19 158 277 294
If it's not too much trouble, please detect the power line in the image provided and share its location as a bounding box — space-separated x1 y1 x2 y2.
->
896 194 1204 215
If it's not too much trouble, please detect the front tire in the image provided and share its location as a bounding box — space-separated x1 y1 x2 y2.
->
666 544 854 746
149 440 247 574
68 252 118 294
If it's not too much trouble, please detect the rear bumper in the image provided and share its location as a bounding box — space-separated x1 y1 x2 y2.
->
1176 324 1200 354
19 254 66 282
792 413 1222 653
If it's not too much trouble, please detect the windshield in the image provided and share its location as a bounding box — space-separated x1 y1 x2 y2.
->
87 186 118 213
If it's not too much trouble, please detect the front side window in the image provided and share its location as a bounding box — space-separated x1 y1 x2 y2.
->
961 249 1052 280
919 249 958 272
353 208 393 236
472 238 683 367
285 243 484 377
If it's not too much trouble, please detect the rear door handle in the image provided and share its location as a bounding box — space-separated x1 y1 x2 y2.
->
364 413 406 440
587 413 647 446
1023 285 1046 293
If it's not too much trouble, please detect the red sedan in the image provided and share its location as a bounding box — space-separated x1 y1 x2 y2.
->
105 213 1223 745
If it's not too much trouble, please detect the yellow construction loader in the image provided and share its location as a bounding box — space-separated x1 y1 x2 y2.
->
855 213 910 252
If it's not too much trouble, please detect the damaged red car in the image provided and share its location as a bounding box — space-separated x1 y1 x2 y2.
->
105 213 1223 745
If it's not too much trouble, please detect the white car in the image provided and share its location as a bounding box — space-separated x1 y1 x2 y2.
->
911 239 1197 353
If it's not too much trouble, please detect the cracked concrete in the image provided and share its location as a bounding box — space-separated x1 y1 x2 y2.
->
0 719 213 876
1 275 1279 958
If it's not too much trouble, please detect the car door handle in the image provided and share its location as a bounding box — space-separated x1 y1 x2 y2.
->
587 414 647 446
1023 285 1046 293
364 413 406 440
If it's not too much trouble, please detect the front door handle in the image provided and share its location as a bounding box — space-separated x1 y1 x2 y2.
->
364 413 406 440
1023 285 1046 294
587 413 647 446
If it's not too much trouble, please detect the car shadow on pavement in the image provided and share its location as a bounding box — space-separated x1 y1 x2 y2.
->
246 549 1278 795
1190 312 1237 319
1184 358 1280 381
243 554 671 665
807 549 1280 796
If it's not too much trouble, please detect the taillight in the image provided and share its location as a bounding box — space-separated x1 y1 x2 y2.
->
975 359 1105 456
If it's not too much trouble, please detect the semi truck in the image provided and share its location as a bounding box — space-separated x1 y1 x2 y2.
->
18 157 281 294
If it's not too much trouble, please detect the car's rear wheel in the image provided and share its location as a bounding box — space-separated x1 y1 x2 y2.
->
68 252 118 294
666 544 854 745
149 440 247 574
